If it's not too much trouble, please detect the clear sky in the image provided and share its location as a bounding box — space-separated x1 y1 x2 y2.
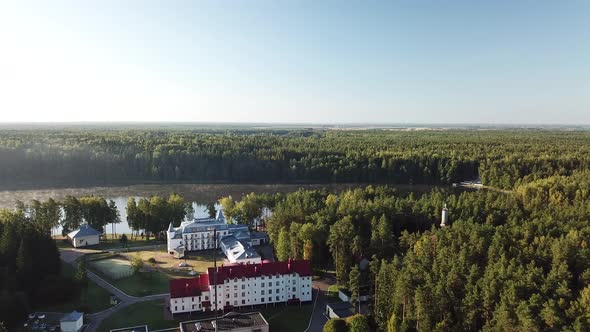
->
0 1 588 124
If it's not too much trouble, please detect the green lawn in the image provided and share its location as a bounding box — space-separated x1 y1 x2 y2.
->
97 299 181 331
37 262 113 314
110 271 171 296
88 257 134 279
86 255 171 297
92 238 165 251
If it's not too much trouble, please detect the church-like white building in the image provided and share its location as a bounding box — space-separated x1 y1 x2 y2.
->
169 259 313 315
166 208 268 264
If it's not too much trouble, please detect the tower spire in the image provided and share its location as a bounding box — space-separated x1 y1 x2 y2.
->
440 204 449 227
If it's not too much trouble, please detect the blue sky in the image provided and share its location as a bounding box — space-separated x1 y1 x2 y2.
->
0 1 588 124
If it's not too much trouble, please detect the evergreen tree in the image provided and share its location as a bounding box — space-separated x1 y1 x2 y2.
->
276 229 291 261
349 266 361 311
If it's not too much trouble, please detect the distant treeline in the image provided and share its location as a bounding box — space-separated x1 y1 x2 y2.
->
0 129 589 189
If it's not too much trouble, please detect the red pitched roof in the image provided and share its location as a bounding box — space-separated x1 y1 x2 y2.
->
170 276 209 299
207 260 312 285
169 260 312 298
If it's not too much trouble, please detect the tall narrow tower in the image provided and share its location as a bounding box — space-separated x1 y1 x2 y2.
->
440 204 449 227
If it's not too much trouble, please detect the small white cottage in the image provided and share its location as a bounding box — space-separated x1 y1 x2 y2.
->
67 224 101 248
60 311 83 332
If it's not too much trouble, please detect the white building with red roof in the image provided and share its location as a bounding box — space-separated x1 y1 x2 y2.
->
169 259 313 315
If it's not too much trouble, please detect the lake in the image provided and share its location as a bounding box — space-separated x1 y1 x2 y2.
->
0 182 466 235
0 183 374 235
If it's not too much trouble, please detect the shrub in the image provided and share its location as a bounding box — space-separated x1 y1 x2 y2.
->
148 257 157 264
323 318 348 332
346 315 369 332
131 255 144 273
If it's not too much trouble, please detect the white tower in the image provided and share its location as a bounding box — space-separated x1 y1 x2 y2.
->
166 223 175 253
440 204 449 227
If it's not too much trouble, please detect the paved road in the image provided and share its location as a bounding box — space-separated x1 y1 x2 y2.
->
306 274 337 332
59 249 170 332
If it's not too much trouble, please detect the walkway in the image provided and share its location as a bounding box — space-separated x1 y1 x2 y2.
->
59 249 170 332
306 273 337 332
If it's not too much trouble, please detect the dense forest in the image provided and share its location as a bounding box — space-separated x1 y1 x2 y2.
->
261 174 590 331
0 128 589 190
0 209 85 327
1 128 590 330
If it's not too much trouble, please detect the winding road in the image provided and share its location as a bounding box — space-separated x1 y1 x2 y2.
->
61 248 334 332
60 248 170 332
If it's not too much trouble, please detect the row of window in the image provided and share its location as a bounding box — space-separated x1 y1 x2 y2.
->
173 292 311 313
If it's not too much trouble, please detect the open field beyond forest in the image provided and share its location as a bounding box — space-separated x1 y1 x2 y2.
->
98 299 313 332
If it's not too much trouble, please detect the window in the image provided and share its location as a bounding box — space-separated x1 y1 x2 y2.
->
261 298 264 302
269 289 272 294
226 301 229 306
242 292 245 297
268 297 271 302
292 287 296 292
234 300 237 306
268 282 272 287
226 294 230 299
276 281 279 286
205 296 209 300
242 278 245 282
192 305 195 309
242 300 246 304
276 296 280 301
175 306 177 311
242 285 245 289
261 290 265 295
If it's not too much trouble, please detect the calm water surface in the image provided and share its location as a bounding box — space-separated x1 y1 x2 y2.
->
0 183 376 235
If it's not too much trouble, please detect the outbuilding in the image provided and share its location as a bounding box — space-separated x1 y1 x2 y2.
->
60 311 83 332
67 224 101 247
326 302 354 319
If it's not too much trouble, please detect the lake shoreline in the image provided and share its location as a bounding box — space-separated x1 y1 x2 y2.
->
0 182 450 209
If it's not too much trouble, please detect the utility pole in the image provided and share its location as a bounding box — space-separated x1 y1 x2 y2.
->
213 228 218 332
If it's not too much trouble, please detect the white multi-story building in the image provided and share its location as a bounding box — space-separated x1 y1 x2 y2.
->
169 259 313 315
166 208 268 261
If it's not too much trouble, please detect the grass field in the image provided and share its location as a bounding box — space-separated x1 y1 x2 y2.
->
87 257 171 297
86 250 218 297
111 271 171 296
97 299 181 331
88 257 134 280
120 249 217 274
54 234 165 250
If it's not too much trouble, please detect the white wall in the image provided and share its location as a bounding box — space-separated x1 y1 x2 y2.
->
60 317 83 332
73 235 99 248
170 274 313 314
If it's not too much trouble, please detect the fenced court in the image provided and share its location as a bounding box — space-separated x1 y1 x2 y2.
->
89 256 135 280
